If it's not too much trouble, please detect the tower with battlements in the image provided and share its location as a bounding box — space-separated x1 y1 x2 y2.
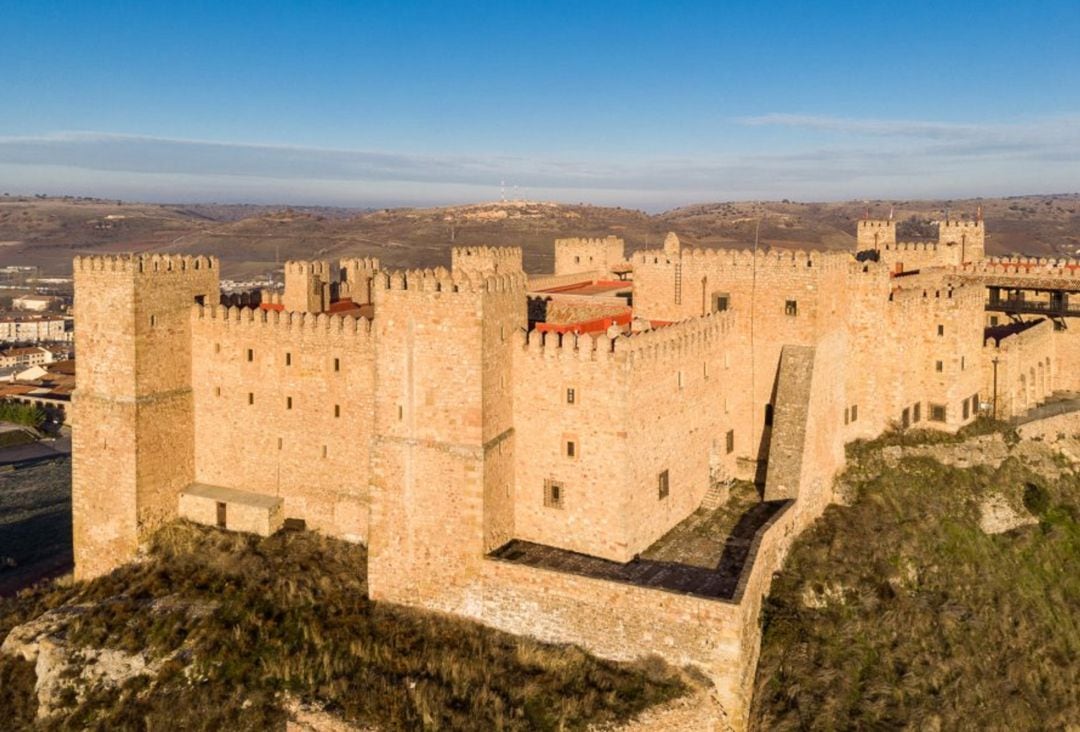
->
71 254 218 579
367 258 526 610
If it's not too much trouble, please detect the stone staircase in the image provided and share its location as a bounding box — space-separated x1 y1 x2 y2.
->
764 344 816 502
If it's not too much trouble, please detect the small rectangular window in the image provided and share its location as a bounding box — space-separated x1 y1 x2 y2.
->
214 386 221 397
850 405 858 422
844 407 850 425
334 404 341 418
961 356 965 370
785 300 798 316
150 314 157 327
247 348 254 362
286 396 293 410
334 357 340 372
930 404 947 422
248 392 254 405
286 352 292 366
726 429 735 454
712 293 730 313
544 479 564 509
913 402 922 423
935 360 943 372
216 502 227 528
963 399 970 420
566 388 575 404
937 324 944 336
989 315 999 326
901 407 910 429
566 441 576 458
658 470 669 499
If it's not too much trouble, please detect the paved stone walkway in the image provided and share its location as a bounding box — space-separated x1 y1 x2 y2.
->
490 498 788 601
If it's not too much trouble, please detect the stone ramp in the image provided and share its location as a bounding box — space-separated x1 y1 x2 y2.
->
763 345 815 501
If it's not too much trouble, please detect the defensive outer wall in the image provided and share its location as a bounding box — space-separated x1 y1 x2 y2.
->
71 219 1080 729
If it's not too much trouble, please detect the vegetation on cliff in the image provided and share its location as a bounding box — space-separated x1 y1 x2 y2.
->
751 428 1080 729
0 522 685 731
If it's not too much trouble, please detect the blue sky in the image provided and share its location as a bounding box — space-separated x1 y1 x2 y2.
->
1 1 1078 210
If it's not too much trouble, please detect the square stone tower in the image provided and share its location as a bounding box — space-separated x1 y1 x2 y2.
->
856 219 897 251
367 264 526 612
71 254 219 579
938 218 985 263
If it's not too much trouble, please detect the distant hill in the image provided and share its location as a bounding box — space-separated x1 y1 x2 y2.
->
2 194 1077 277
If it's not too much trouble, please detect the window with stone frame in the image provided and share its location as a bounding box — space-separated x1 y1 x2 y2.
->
544 479 565 509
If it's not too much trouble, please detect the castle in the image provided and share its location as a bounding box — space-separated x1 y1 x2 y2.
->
71 215 1080 728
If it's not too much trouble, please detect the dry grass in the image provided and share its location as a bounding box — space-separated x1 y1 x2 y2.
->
0 522 684 731
751 441 1080 730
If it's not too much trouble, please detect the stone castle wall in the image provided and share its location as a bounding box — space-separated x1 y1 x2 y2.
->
70 226 1076 730
72 254 219 579
511 313 743 562
554 236 625 277
190 306 375 541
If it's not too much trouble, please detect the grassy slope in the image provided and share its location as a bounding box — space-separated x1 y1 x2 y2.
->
751 435 1080 730
0 523 684 731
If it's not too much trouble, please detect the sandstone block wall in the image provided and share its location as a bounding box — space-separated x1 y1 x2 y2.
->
451 245 523 274
983 319 1057 419
366 268 527 612
554 236 625 277
283 260 333 313
190 305 375 542
72 254 218 580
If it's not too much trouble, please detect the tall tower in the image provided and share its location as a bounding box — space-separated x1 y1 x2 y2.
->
367 264 526 612
856 219 897 251
71 254 218 579
283 260 332 312
938 216 985 264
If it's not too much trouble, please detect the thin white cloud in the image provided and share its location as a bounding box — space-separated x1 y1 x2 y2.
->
1 122 1078 210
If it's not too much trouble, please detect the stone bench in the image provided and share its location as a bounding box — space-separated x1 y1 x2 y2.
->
178 483 284 536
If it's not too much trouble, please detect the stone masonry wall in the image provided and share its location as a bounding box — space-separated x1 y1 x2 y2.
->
554 236 625 277
72 254 218 580
190 306 375 542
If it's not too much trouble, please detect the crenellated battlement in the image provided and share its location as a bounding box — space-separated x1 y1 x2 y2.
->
614 312 734 363
73 253 218 275
883 241 939 252
554 236 624 249
284 259 333 276
192 303 373 336
959 256 1080 275
339 256 380 271
635 246 852 272
518 311 734 364
376 267 527 294
940 219 983 231
451 245 524 274
887 280 982 307
452 245 522 259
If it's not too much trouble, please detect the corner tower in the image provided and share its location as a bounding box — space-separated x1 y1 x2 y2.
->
856 219 897 252
938 215 985 263
367 263 526 612
71 254 219 579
